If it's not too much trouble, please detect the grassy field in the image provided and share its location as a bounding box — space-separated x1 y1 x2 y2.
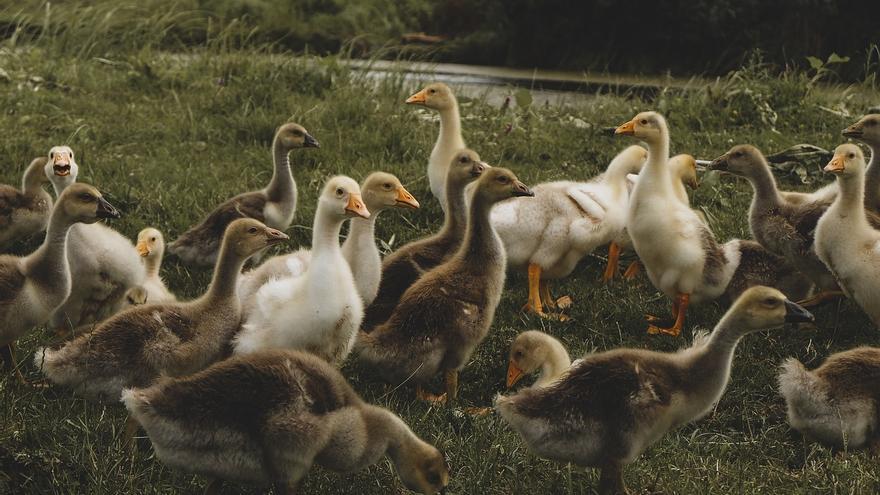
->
1 43 880 494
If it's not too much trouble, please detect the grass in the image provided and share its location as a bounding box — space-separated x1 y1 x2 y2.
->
1 43 880 494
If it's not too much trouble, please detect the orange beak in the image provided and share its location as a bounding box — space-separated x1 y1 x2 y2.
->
395 187 420 209
53 152 70 166
506 360 525 388
614 119 636 136
825 156 846 174
345 193 371 219
405 88 428 105
136 240 150 257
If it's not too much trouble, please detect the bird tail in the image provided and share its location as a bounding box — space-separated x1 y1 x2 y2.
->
778 358 831 418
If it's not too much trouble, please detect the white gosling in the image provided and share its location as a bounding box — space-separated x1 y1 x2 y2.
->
405 82 465 210
233 176 369 364
491 145 647 317
814 144 880 326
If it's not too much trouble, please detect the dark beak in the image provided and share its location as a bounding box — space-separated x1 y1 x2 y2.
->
784 300 814 323
511 180 534 197
707 155 729 172
304 133 320 148
842 126 863 139
439 487 447 495
471 161 489 177
96 197 120 219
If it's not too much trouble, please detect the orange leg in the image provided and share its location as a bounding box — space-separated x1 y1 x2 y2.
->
539 279 557 309
416 385 447 405
797 290 845 308
602 242 621 282
522 263 546 316
623 260 642 280
647 293 689 336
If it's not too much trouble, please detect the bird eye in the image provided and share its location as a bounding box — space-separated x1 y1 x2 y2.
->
497 175 510 184
79 193 93 201
459 155 470 163
763 297 778 306
848 152 855 159
69 151 74 158
150 236 157 242
336 187 344 196
514 351 523 359
733 151 742 158
640 119 648 125
49 152 54 159
383 183 392 189
293 130 303 137
248 227 258 234
428 89 436 95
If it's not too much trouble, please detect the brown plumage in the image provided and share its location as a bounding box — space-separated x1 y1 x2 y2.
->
497 287 814 494
36 218 288 400
358 167 533 400
1 183 119 382
361 149 488 332
0 157 52 250
708 144 880 292
123 349 449 494
169 123 317 267
780 346 880 451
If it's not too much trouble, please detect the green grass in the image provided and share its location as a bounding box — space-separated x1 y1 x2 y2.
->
1 45 880 494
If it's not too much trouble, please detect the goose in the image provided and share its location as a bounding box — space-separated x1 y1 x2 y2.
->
122 349 449 494
34 218 288 401
779 346 880 451
843 114 880 213
605 153 701 282
43 146 78 196
0 183 119 383
0 156 53 250
613 111 811 335
495 286 814 495
506 330 572 389
42 149 145 335
168 123 318 267
132 227 176 305
238 172 419 307
490 145 646 318
358 167 534 402
362 150 488 332
406 82 465 210
233 177 369 364
814 144 880 326
707 144 860 305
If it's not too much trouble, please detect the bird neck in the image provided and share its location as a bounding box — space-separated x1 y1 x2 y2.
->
311 204 346 258
341 210 379 259
686 315 749 399
438 179 469 240
454 189 502 266
746 162 783 207
203 241 247 303
639 135 674 197
832 173 870 230
23 208 73 282
864 143 880 207
265 140 293 202
535 340 572 387
436 101 465 156
144 251 163 278
22 159 48 195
